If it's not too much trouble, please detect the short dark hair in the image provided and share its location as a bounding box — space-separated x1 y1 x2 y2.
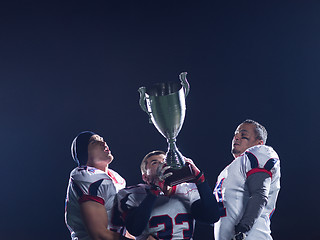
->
140 150 166 174
242 119 268 144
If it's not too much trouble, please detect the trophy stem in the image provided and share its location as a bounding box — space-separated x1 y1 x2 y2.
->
165 139 185 169
164 138 195 186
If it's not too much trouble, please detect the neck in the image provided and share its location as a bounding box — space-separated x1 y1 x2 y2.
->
87 161 109 172
98 165 108 172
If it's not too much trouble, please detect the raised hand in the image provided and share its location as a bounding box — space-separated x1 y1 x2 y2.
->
149 163 173 196
184 158 205 185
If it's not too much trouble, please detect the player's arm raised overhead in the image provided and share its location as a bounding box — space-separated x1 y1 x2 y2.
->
185 158 220 223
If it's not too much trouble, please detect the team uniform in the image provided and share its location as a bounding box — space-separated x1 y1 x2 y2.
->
213 145 281 240
118 183 200 240
65 166 126 240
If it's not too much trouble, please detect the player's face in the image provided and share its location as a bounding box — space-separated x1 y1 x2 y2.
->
143 154 165 184
231 123 263 158
88 134 114 164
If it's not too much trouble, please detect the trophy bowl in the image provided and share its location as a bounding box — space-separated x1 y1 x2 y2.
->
138 72 195 186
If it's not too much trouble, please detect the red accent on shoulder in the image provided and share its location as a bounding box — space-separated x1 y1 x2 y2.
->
107 170 119 184
246 168 272 178
78 195 105 205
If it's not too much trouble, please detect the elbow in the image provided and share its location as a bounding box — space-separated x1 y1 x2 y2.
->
209 203 221 223
89 232 106 240
90 229 122 240
212 214 220 223
192 209 220 224
125 218 145 236
126 225 144 237
205 210 220 224
87 229 103 240
191 200 221 224
252 192 268 206
125 209 149 236
194 215 220 224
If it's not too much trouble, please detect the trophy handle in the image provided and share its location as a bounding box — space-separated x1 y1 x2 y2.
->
179 72 190 97
138 87 152 123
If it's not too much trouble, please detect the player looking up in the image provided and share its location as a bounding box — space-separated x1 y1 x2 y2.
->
65 131 133 240
213 120 281 240
117 150 220 240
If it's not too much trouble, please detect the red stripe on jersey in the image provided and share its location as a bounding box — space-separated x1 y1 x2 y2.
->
107 170 118 184
246 168 272 178
78 195 105 205
169 185 177 196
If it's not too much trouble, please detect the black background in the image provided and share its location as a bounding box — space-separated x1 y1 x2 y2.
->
0 0 319 239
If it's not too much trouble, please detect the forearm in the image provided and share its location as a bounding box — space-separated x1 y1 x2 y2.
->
80 201 132 240
191 179 220 223
236 172 271 233
89 229 130 240
125 193 157 236
236 194 268 233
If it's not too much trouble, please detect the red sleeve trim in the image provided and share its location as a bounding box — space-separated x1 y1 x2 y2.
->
78 195 105 205
168 185 177 196
246 168 272 178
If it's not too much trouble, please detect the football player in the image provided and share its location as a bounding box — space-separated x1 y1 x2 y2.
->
117 150 220 240
65 131 133 240
213 120 281 240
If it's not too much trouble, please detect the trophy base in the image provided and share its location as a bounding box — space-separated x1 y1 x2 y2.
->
164 165 195 187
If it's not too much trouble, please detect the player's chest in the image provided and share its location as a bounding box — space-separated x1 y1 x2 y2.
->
152 196 190 216
147 197 194 239
214 160 247 195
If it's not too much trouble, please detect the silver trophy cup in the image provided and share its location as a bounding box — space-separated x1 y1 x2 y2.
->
138 72 194 186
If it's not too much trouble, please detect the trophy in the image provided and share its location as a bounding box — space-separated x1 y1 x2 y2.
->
138 72 195 186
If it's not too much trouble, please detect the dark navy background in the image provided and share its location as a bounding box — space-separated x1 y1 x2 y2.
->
0 1 319 239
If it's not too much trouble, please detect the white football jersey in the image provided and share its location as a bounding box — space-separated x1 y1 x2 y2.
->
65 166 126 240
213 145 281 240
118 183 200 240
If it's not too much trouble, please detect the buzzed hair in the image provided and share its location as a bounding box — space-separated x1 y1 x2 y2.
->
242 119 268 144
140 150 166 175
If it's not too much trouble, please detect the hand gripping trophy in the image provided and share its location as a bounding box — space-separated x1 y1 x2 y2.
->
138 72 195 186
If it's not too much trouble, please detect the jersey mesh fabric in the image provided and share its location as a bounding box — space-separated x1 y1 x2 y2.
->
65 166 126 239
213 145 280 240
118 183 200 240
